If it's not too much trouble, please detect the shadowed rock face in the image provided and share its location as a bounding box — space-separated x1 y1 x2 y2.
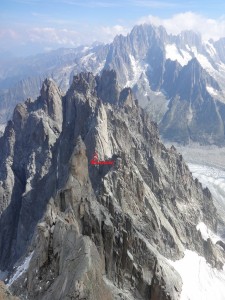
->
0 71 223 299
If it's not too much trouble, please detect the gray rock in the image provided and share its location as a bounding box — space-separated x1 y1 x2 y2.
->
0 281 19 300
0 72 223 299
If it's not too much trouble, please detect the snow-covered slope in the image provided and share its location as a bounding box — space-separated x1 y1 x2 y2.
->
169 250 225 300
165 43 192 67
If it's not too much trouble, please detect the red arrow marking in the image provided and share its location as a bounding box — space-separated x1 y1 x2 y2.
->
90 151 114 165
90 160 114 165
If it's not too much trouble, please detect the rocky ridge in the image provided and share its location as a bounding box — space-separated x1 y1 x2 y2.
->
0 71 224 299
3 25 225 145
2 25 225 145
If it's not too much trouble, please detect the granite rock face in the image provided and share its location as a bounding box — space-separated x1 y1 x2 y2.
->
0 71 224 299
103 25 225 145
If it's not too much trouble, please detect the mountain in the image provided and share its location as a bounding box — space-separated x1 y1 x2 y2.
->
0 71 224 299
103 25 225 145
0 45 108 125
2 24 225 145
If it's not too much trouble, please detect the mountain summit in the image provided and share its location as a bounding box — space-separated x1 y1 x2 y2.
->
2 24 225 145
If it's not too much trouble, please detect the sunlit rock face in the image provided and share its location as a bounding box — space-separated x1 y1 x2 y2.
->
0 71 223 300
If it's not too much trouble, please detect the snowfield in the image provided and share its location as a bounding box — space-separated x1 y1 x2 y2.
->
164 145 225 299
172 167 225 299
165 44 192 67
168 250 225 300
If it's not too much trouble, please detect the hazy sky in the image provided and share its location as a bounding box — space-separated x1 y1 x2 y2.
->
1 0 225 56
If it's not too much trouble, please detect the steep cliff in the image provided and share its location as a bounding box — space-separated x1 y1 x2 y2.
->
0 71 223 299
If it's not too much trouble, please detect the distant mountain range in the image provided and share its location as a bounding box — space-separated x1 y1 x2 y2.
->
2 24 225 145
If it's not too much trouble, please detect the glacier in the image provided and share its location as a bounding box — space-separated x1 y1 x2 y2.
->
168 250 225 300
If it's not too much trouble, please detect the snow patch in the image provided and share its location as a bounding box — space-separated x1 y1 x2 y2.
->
191 47 215 73
81 46 90 53
185 44 191 51
196 54 213 70
7 251 33 286
125 55 145 87
165 44 192 66
196 222 221 244
187 105 193 123
127 250 133 261
0 123 6 133
207 86 218 96
80 52 95 64
94 59 106 74
168 250 225 300
205 41 217 57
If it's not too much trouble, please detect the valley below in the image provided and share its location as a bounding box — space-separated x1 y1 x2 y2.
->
169 144 225 232
162 143 225 300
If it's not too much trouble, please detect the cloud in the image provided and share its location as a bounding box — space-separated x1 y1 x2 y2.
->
100 25 129 40
27 24 129 46
137 12 225 41
0 23 129 56
28 27 79 45
0 29 20 40
4 11 225 56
